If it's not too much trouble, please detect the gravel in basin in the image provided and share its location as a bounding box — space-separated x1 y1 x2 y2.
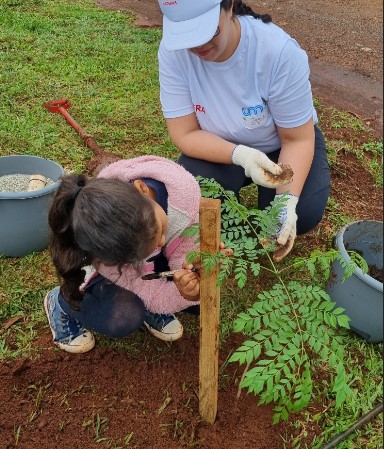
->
0 174 54 192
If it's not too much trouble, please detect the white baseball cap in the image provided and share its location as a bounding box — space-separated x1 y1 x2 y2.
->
158 0 222 51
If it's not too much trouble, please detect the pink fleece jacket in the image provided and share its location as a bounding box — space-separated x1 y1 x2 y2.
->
91 156 201 314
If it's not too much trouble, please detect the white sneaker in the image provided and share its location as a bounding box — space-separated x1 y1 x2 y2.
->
43 287 95 354
143 311 183 341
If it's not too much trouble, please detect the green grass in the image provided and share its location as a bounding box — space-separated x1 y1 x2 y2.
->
326 137 383 187
318 104 383 186
291 336 383 449
0 1 382 448
0 0 175 167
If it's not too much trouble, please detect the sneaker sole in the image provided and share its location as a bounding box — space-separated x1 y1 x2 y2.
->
43 291 95 354
143 322 183 342
56 331 95 354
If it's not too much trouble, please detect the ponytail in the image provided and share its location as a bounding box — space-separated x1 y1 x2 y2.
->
221 0 272 23
49 174 91 309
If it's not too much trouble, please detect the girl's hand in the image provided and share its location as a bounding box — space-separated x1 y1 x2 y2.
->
172 263 200 301
173 244 232 301
219 241 233 257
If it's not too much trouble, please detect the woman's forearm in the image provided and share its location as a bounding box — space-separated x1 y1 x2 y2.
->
167 115 315 193
276 120 315 197
166 115 235 163
276 143 313 196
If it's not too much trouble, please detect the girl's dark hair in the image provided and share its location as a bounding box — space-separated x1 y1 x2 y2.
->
48 174 158 309
221 0 272 23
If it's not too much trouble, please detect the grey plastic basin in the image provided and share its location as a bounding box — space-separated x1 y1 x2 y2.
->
0 155 64 257
326 220 383 343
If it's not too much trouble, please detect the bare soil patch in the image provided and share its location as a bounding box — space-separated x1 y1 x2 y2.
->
1 331 291 449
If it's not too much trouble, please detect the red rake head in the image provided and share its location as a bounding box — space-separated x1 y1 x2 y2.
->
43 99 71 113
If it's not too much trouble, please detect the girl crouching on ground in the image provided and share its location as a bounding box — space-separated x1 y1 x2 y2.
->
44 156 202 353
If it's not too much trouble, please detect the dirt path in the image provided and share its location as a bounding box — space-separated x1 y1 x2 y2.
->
95 0 383 135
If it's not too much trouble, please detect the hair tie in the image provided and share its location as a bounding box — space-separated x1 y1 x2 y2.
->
71 185 83 201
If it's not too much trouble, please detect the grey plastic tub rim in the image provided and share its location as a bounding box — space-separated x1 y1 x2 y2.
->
335 220 383 292
0 155 64 199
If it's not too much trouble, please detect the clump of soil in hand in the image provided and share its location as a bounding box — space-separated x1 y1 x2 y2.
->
264 164 294 185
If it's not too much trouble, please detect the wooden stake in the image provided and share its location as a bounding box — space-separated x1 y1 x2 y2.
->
199 198 221 424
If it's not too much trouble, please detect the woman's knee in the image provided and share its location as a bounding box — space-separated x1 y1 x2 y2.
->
178 154 246 194
295 127 330 234
296 188 330 235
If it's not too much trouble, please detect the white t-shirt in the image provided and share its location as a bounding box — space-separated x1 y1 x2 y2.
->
158 16 317 154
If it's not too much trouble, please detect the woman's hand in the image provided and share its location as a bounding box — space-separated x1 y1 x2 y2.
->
232 145 293 188
273 193 299 262
172 263 200 301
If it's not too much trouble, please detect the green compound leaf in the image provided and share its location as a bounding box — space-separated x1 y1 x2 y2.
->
190 177 355 423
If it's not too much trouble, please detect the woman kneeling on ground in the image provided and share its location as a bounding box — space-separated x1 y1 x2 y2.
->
157 0 331 262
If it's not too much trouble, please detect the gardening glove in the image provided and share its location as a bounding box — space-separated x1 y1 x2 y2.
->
273 193 299 262
231 145 293 188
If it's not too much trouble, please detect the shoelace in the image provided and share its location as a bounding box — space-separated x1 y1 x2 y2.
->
149 313 173 327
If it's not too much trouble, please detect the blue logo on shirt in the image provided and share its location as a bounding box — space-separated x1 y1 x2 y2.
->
242 104 264 116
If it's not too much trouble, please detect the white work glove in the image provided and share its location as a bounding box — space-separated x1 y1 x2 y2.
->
273 193 299 262
232 144 292 188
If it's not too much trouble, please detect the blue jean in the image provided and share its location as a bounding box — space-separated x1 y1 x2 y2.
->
58 275 146 338
58 271 200 337
178 126 330 235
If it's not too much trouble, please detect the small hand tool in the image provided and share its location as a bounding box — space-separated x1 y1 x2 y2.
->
141 267 199 280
